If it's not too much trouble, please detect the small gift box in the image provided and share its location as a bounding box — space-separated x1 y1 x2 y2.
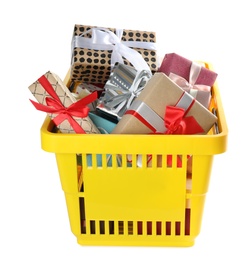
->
70 24 157 84
72 82 104 111
111 72 217 135
96 63 152 122
69 81 104 97
159 53 218 109
89 112 117 134
28 71 100 134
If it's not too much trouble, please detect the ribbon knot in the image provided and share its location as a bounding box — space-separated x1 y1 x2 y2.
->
101 69 151 119
45 96 90 117
166 119 185 134
164 106 204 135
30 75 98 133
169 61 211 93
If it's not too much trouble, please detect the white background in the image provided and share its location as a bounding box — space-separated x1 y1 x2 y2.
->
0 0 246 259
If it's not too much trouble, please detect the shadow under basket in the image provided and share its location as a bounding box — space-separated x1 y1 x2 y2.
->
40 63 228 247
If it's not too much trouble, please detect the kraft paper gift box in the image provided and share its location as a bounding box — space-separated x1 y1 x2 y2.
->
158 53 218 109
28 71 100 134
70 24 157 85
111 72 217 135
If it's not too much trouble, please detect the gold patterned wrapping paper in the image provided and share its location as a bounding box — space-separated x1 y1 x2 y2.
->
28 71 100 134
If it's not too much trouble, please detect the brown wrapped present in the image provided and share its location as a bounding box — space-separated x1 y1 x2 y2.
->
28 71 100 134
70 24 157 84
111 73 217 135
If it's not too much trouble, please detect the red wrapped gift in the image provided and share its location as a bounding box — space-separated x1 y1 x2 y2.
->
159 53 218 109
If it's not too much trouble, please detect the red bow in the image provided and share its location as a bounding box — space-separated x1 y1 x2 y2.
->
164 106 204 134
30 75 97 133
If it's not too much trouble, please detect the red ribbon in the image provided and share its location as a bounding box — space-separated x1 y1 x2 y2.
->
164 106 204 134
30 75 98 133
125 109 157 133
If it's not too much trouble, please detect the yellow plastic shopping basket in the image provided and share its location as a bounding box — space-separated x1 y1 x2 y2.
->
40 63 228 247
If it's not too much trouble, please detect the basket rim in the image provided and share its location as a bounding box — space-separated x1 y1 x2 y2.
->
40 63 228 155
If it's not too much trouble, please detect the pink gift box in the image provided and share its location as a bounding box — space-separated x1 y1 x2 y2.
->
159 53 218 108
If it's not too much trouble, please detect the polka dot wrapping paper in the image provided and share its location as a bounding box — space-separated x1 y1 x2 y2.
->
70 24 157 85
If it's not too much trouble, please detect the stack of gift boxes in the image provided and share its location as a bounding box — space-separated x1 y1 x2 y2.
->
29 24 218 137
29 24 219 235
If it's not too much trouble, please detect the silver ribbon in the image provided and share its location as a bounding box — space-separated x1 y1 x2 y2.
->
128 99 167 133
101 69 152 118
72 27 156 72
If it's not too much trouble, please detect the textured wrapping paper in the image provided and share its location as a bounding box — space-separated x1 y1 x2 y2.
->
159 53 218 108
70 24 157 84
29 71 100 134
111 72 217 135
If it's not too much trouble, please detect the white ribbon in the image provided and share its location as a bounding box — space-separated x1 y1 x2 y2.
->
72 27 156 73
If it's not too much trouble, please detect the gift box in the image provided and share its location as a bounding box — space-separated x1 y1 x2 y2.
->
96 63 152 122
28 71 100 134
89 112 117 134
159 53 218 109
71 82 104 111
69 81 104 97
111 72 217 135
70 24 157 84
